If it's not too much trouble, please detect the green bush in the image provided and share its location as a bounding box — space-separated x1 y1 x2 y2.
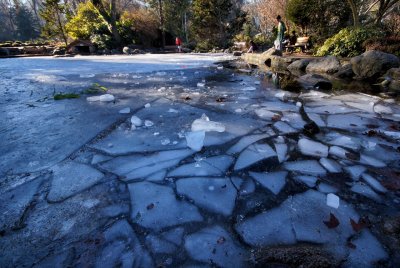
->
316 27 383 57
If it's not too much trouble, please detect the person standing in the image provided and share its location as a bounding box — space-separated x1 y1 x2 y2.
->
274 15 286 51
175 37 182 53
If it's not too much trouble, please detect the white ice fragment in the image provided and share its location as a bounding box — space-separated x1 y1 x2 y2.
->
241 86 256 91
255 108 280 120
217 66 223 70
168 108 179 113
144 103 151 108
329 146 350 159
254 81 260 85
374 104 392 114
227 134 270 155
274 121 297 134
86 96 101 102
197 82 205 87
130 116 142 127
153 132 160 136
274 143 288 163
234 143 276 170
383 131 400 140
119 107 131 114
327 193 340 209
99 94 115 102
161 138 171 145
284 160 327 176
298 138 328 157
275 92 286 101
185 131 205 151
144 120 154 127
360 154 386 168
296 102 302 107
361 173 387 193
351 183 381 201
191 114 225 132
319 158 342 173
80 73 95 78
345 165 366 181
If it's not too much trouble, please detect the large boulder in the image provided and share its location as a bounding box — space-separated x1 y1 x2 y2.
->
297 74 333 90
262 47 283 57
335 63 354 79
384 68 400 92
266 56 295 70
306 56 341 74
351 50 400 79
288 59 311 73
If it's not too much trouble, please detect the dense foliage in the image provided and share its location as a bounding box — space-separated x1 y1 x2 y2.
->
316 27 383 57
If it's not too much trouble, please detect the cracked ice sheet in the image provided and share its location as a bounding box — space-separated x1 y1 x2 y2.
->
90 98 259 155
168 155 234 177
236 190 387 265
176 177 242 216
128 182 203 230
234 143 276 170
99 149 194 182
327 114 380 131
249 171 287 195
185 226 248 268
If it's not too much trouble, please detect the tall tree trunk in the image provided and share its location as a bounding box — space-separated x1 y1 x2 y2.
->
158 0 165 48
55 7 68 46
346 0 360 27
92 0 122 47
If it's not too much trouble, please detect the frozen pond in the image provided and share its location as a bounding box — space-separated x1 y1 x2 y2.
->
1 54 400 267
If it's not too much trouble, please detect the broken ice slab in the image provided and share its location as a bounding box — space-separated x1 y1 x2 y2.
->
146 170 167 182
130 115 142 127
241 86 256 91
284 160 327 176
306 113 326 127
326 193 340 209
185 131 205 151
48 162 104 202
344 101 375 113
329 146 355 160
168 155 234 177
361 173 387 193
281 112 307 129
239 179 256 195
322 132 361 151
259 101 299 112
249 171 287 195
87 94 114 102
344 230 388 268
99 149 194 181
128 182 203 230
344 165 366 181
234 143 276 170
146 234 177 254
319 158 342 173
298 138 329 158
294 175 318 187
382 131 400 140
119 107 131 114
327 114 378 130
317 183 338 193
255 108 280 121
235 205 296 247
359 154 386 168
101 220 153 267
274 143 288 163
374 104 393 114
351 183 382 202
304 105 360 115
191 114 225 132
176 177 241 216
227 134 271 155
185 226 248 268
273 121 297 134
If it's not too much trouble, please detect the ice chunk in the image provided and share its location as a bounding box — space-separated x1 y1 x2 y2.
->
242 86 256 91
234 143 276 170
351 183 381 201
80 73 95 78
87 96 101 102
100 149 194 181
307 113 326 127
324 133 361 150
345 101 374 113
255 108 280 120
191 114 225 132
281 112 307 129
344 165 366 181
329 146 352 159
327 193 340 209
146 234 177 254
274 143 288 163
294 175 318 187
99 94 115 102
360 154 386 168
327 114 376 130
319 158 342 173
161 138 170 145
169 155 233 177
383 131 400 140
374 104 392 114
305 105 359 115
144 120 154 127
284 160 327 176
176 177 241 216
197 82 205 87
185 226 248 268
361 173 387 193
185 131 205 151
48 162 104 202
128 182 203 230
249 171 287 195
344 230 388 267
273 121 297 134
130 115 142 127
227 134 270 155
119 107 130 114
298 138 328 157
317 183 338 193
235 206 296 247
144 103 151 108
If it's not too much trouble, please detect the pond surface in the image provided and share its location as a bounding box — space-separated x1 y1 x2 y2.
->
1 54 399 267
